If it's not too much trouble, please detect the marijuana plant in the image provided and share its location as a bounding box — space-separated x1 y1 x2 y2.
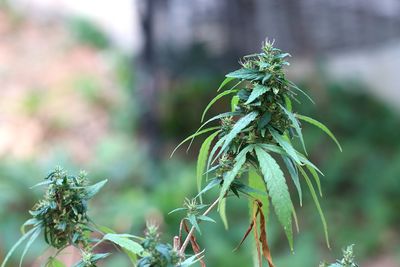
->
173 40 341 266
1 167 202 267
2 41 342 267
320 245 359 267
1 167 109 267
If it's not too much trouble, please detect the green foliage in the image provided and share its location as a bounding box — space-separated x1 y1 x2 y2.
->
1 167 108 267
68 17 110 49
298 167 329 248
103 234 143 255
2 41 345 267
196 131 221 200
137 224 181 267
175 40 341 264
1 167 203 267
320 245 358 267
255 146 293 250
296 114 342 152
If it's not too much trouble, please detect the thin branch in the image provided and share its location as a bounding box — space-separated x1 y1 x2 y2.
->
179 197 221 255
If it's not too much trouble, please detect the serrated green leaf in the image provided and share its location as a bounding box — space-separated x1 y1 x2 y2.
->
282 155 302 206
298 166 330 248
237 89 250 101
195 178 221 199
197 130 221 201
84 179 108 199
226 68 263 81
197 215 216 223
260 143 323 175
269 127 301 165
188 214 201 234
219 197 228 229
213 112 258 163
291 204 300 233
296 114 342 152
262 73 272 84
103 233 144 255
201 89 238 122
248 168 269 220
258 143 286 155
254 146 293 250
180 251 205 267
219 145 253 200
279 104 307 154
257 111 272 131
274 52 291 59
245 84 269 105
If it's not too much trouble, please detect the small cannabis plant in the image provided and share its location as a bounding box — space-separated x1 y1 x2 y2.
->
320 245 359 267
2 41 342 267
1 167 202 267
1 167 110 267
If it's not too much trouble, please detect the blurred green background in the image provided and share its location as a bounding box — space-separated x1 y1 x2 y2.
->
0 1 400 266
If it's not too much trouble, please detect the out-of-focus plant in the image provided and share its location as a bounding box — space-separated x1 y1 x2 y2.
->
2 41 343 267
1 167 202 267
68 17 110 50
1 167 109 267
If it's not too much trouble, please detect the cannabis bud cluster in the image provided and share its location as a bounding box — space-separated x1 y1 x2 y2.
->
319 245 359 267
30 168 94 248
137 224 181 267
227 42 293 141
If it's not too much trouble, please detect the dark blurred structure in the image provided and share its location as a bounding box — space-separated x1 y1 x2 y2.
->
135 0 400 157
137 0 400 57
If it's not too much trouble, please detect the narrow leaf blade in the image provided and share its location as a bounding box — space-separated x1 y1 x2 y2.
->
196 131 221 200
282 156 302 206
219 198 228 229
103 233 144 255
298 166 330 248
201 89 238 122
269 128 301 165
217 76 235 91
296 114 342 152
1 227 37 267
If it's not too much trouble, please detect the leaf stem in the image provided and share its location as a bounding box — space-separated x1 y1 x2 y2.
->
179 197 220 255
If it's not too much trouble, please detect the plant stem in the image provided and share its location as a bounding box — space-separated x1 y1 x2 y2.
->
179 197 221 255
